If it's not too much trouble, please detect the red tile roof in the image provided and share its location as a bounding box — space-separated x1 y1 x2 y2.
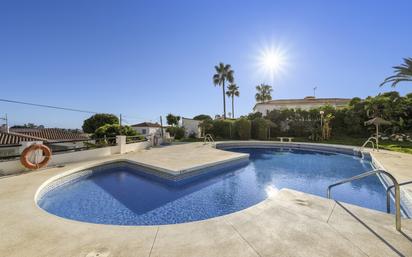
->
131 122 162 128
0 128 89 145
0 132 45 145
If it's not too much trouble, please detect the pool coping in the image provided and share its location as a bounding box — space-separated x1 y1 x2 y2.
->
2 141 412 256
216 141 412 217
35 140 412 219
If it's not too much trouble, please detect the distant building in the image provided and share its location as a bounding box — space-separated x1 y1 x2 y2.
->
181 118 202 138
253 96 351 114
0 128 88 145
131 122 163 137
0 128 89 157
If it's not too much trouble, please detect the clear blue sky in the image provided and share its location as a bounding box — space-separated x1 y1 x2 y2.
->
1 0 411 128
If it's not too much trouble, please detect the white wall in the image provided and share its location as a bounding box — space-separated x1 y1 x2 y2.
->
254 102 348 114
0 146 19 157
132 126 162 137
182 118 201 138
0 137 150 176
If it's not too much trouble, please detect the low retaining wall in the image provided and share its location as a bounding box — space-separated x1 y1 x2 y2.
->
0 139 150 176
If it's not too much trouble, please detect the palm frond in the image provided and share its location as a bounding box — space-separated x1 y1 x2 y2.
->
380 57 412 87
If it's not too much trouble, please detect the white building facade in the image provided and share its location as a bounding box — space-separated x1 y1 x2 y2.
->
131 122 163 137
253 97 351 115
181 118 201 138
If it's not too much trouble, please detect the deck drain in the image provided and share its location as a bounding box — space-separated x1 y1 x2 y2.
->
85 249 110 257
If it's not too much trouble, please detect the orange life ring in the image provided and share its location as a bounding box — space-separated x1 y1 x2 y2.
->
20 144 52 170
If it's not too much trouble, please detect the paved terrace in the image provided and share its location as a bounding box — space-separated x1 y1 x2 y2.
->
123 142 248 175
0 142 412 256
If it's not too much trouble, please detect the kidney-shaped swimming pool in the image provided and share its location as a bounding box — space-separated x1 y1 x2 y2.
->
37 147 396 225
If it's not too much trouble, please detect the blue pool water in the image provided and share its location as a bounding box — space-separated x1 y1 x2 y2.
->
38 147 393 225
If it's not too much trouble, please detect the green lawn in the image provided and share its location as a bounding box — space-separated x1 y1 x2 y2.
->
292 136 412 154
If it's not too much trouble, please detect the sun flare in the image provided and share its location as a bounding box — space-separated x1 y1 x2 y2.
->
256 44 289 81
259 47 286 74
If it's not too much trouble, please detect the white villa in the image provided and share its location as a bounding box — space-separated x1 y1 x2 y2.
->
131 122 164 137
253 96 351 114
181 118 202 138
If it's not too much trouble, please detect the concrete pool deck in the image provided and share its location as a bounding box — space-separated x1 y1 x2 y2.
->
1 142 412 256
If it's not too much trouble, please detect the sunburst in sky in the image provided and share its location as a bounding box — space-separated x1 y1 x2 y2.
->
255 44 289 83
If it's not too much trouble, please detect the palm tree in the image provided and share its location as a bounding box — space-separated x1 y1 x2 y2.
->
255 84 273 103
226 83 239 118
213 63 234 119
380 57 412 87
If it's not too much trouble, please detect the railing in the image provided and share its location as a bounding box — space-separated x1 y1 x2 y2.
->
386 180 412 213
360 137 378 152
0 137 118 161
125 135 147 144
327 169 401 231
203 134 215 146
45 137 118 153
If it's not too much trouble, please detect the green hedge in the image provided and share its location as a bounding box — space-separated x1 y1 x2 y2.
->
166 127 185 140
234 118 251 140
251 118 268 140
212 120 233 139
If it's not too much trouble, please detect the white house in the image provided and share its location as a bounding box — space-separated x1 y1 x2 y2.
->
253 96 351 115
181 118 201 138
131 122 164 137
0 128 89 157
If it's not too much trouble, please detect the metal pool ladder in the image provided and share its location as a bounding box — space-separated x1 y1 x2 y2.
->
203 134 215 146
327 169 402 231
359 137 378 152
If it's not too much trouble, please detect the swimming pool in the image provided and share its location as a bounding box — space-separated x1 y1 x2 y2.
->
37 147 395 225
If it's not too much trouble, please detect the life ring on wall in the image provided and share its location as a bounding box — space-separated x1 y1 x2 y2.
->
20 144 52 170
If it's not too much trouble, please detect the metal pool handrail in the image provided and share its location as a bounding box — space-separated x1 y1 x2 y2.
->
204 134 215 146
327 169 401 231
360 136 378 152
386 180 412 214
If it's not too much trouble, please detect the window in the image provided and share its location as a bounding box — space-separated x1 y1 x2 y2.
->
142 129 147 134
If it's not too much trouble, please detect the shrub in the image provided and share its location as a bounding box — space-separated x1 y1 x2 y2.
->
93 124 138 139
166 126 185 140
233 118 251 140
251 118 268 140
199 119 214 136
211 120 233 139
193 114 212 121
247 112 263 120
82 113 119 133
188 132 197 139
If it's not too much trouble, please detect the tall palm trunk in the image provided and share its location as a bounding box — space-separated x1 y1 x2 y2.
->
231 96 234 118
222 80 226 119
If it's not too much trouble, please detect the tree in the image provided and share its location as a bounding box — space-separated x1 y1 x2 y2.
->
82 114 119 133
213 62 234 119
226 83 240 118
380 57 412 87
11 123 44 129
193 114 212 121
166 127 185 140
93 124 138 139
255 84 273 103
247 112 263 120
322 113 335 140
166 114 180 126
